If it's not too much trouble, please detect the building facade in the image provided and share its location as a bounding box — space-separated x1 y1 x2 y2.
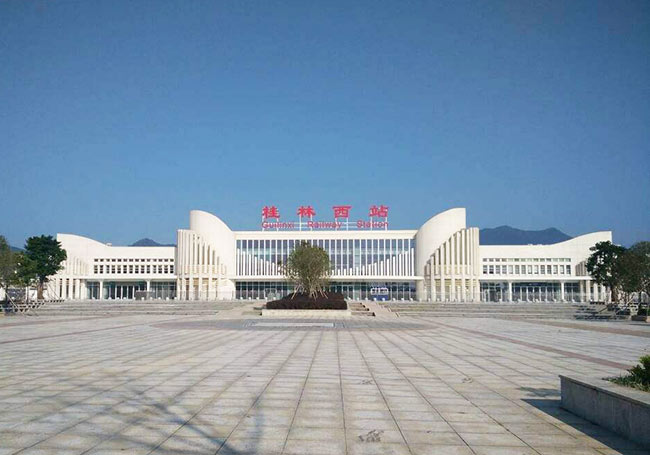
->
49 208 611 302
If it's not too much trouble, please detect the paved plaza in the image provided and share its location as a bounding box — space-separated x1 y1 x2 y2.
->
1 306 649 455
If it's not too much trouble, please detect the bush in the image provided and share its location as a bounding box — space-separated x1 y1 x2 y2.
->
609 355 650 392
629 355 650 385
266 292 347 310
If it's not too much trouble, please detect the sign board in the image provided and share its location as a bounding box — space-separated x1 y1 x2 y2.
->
260 205 389 230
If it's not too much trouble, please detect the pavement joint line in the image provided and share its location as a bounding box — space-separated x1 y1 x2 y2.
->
0 315 121 328
374 329 544 454
208 329 311 455
141 328 297 455
426 319 635 370
280 330 325 455
335 331 348 455
364 329 484 455
347 329 415 455
44 328 254 454
11 325 253 455
1 323 233 410
515 319 650 338
2 315 649 454
0 315 199 345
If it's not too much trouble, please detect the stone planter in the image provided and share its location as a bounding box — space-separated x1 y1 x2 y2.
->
631 315 648 322
560 375 650 448
261 309 352 317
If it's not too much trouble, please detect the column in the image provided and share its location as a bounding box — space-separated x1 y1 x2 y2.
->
585 279 591 302
460 230 466 301
450 234 456 302
560 281 565 302
436 248 442 302
507 281 513 302
146 280 151 300
431 257 437 302
600 285 606 303
99 280 104 300
440 243 446 302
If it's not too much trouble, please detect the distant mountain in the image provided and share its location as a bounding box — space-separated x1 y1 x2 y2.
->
130 238 175 247
10 245 22 252
480 226 571 245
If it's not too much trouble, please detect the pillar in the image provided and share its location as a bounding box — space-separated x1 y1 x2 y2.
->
507 281 513 302
431 260 437 302
99 281 104 300
560 281 565 302
146 280 151 300
450 236 456 302
585 280 591 302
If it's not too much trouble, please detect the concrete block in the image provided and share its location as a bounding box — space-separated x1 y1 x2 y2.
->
560 375 650 449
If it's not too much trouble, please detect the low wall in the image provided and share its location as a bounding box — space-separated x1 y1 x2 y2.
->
560 375 650 448
261 309 352 317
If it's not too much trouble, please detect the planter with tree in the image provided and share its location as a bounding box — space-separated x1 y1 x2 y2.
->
265 241 349 313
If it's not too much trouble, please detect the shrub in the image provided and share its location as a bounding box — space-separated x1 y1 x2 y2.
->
629 355 650 385
266 291 347 310
609 355 650 392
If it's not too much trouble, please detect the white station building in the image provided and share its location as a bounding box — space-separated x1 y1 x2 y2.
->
48 208 612 303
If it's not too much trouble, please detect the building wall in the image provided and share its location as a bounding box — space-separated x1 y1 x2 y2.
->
47 209 612 303
478 231 612 302
49 233 176 300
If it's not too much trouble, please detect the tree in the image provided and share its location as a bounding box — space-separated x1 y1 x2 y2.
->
22 235 67 300
586 241 626 303
0 236 18 301
621 242 650 313
282 241 331 299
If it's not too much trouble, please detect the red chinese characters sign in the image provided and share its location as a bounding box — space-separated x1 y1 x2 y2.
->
262 205 280 220
297 205 316 217
332 205 352 218
261 204 388 230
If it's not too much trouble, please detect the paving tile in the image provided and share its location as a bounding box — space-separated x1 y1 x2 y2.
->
283 438 346 455
2 314 649 455
348 441 412 455
409 445 474 455
218 437 285 454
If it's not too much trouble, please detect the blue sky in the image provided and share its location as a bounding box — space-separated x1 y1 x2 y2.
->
1 0 648 247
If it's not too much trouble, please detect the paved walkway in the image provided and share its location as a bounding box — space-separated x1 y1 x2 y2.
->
0 313 649 454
